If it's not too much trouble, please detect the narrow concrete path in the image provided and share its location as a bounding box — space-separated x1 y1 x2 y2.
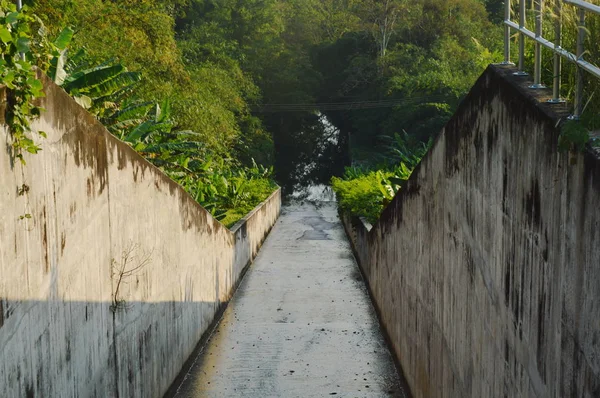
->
169 202 408 397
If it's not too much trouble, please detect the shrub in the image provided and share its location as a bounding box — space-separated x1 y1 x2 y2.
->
331 170 395 224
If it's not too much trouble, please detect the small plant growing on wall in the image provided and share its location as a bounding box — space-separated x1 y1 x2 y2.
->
558 120 590 153
110 243 152 313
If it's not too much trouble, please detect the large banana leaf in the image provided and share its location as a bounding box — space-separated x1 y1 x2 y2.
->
50 51 68 85
65 48 88 72
63 64 126 93
124 120 174 143
53 27 73 51
48 27 74 85
108 101 153 123
106 119 145 133
83 71 141 98
154 99 172 123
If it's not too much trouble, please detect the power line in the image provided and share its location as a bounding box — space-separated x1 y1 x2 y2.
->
251 95 452 112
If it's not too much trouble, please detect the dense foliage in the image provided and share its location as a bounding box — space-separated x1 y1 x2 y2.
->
4 0 598 225
332 170 395 224
0 0 51 163
25 0 503 175
3 1 276 226
330 0 600 222
332 134 430 222
173 0 504 187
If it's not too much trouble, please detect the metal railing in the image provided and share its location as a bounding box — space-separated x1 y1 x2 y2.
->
503 0 600 119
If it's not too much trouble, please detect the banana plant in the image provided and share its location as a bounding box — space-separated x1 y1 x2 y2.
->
101 99 154 137
46 31 141 111
382 131 432 169
48 27 73 86
124 100 174 144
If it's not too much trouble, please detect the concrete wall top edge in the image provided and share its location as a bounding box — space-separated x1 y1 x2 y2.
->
39 71 235 233
230 187 282 234
3 72 277 237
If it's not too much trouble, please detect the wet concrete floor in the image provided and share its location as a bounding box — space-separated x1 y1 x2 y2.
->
168 201 408 397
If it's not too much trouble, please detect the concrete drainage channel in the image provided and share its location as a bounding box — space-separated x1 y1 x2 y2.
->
165 198 412 398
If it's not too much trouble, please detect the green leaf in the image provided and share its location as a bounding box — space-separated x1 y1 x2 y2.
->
0 27 12 43
15 58 32 71
16 37 30 53
63 64 126 93
154 103 162 123
26 144 41 154
66 48 87 70
124 120 173 143
388 177 406 186
133 142 146 152
84 71 141 98
6 12 19 25
156 98 171 123
27 77 43 94
53 27 74 51
124 120 155 143
3 71 16 89
559 121 590 152
49 49 68 85
109 101 153 123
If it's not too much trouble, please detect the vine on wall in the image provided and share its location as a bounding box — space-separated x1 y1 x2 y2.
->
1 2 52 164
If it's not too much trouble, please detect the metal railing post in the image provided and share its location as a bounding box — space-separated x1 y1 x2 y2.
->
515 0 529 76
16 0 24 61
572 7 586 119
531 0 546 87
503 0 513 64
549 0 565 102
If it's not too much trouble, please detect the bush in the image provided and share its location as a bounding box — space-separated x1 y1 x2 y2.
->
332 133 430 223
219 177 277 228
331 170 395 224
174 159 277 228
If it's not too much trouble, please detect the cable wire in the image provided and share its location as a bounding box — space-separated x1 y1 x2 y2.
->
251 94 453 112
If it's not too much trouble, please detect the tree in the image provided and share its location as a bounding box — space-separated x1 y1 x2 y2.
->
359 0 407 61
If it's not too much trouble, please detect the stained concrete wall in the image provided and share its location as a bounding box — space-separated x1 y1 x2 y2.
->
342 65 600 398
0 72 280 397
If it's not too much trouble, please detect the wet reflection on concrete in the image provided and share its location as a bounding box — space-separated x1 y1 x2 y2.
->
168 201 409 397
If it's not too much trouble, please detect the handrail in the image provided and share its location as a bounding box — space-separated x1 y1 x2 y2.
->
565 0 600 14
503 0 600 119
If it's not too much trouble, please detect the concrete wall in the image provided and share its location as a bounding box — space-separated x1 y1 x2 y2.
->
342 65 600 398
0 73 280 397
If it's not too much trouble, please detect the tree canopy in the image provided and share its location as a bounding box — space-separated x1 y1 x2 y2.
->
24 0 508 190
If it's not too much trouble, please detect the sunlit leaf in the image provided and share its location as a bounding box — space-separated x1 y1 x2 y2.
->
0 27 12 43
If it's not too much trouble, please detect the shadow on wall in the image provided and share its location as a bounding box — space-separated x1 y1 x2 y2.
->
0 72 281 398
0 299 220 398
342 64 600 398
